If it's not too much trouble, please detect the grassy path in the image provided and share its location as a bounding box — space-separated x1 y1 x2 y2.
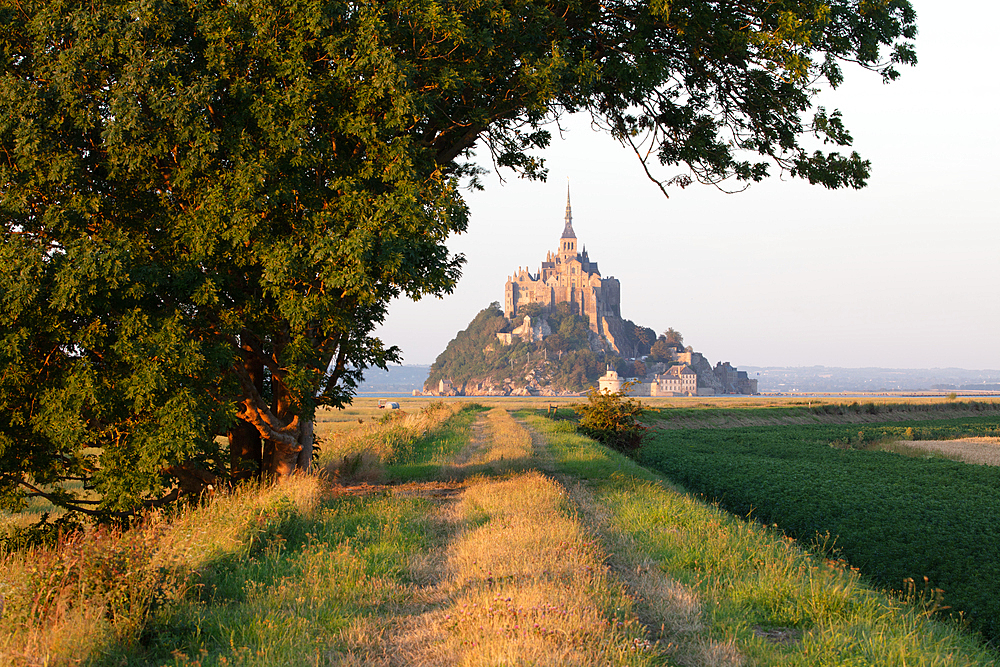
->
375 408 667 666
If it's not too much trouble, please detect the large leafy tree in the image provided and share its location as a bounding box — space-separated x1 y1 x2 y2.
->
0 0 915 516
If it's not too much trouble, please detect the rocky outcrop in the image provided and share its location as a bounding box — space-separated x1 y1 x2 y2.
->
691 353 724 392
601 316 655 358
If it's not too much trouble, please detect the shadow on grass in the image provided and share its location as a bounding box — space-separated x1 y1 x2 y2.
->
86 491 440 667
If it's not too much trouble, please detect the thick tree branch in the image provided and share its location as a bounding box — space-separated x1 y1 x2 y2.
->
232 361 301 448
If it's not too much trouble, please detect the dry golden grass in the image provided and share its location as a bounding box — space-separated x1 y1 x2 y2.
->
391 471 662 666
888 437 1000 466
319 402 463 483
438 408 536 481
0 475 321 667
480 407 535 463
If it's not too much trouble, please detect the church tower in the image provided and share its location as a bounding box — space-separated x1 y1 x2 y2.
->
559 184 577 262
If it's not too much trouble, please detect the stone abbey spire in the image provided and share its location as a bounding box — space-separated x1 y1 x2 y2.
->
561 181 576 239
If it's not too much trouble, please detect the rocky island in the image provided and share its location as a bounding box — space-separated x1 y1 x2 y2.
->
423 190 757 397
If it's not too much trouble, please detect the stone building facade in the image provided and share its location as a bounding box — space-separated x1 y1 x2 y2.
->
597 364 698 397
714 362 759 395
655 364 698 396
504 188 622 345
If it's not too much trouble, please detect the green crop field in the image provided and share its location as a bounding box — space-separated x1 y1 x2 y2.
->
634 414 1000 645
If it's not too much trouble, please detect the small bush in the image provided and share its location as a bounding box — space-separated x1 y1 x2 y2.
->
575 383 649 452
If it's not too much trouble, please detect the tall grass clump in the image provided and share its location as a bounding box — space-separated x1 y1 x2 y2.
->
0 476 320 666
319 401 466 483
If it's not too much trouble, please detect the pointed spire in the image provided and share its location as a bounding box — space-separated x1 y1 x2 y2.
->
561 179 576 239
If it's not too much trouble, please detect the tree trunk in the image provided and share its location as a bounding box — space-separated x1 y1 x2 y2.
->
265 369 304 479
295 419 314 472
230 339 265 479
228 420 262 480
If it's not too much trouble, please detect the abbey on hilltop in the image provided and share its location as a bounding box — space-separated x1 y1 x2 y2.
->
423 187 758 397
504 187 637 353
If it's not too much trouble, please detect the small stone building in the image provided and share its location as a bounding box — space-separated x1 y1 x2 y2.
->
653 365 697 396
598 367 623 394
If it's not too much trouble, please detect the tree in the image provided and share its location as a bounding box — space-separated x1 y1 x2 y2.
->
663 328 684 347
648 338 671 363
633 325 657 355
1 0 916 517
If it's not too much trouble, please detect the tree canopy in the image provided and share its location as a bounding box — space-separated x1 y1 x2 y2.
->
0 0 916 518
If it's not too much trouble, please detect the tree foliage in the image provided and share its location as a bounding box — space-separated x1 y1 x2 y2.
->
663 328 684 347
1 0 916 516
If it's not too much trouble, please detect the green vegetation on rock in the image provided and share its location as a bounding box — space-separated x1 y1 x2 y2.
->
425 302 605 393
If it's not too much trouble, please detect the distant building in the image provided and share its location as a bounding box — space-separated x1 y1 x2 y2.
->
504 186 623 348
598 367 623 394
714 362 758 395
492 185 758 395
654 364 697 396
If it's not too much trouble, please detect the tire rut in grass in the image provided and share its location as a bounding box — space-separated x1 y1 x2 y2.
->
519 417 745 667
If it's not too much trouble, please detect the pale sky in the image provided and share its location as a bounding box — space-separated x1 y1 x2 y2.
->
375 0 1000 370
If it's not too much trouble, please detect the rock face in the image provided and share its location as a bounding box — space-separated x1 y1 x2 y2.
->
690 353 724 392
601 317 655 358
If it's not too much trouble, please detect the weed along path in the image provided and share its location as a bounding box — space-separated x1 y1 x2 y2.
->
5 404 999 666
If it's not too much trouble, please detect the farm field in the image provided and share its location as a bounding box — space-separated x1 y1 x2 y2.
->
883 437 1000 466
634 413 1000 646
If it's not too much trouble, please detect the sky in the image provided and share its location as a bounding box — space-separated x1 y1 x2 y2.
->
375 0 1000 371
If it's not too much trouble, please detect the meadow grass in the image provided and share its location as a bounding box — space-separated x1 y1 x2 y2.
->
0 476 322 666
525 413 1000 666
5 401 999 666
116 490 441 666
